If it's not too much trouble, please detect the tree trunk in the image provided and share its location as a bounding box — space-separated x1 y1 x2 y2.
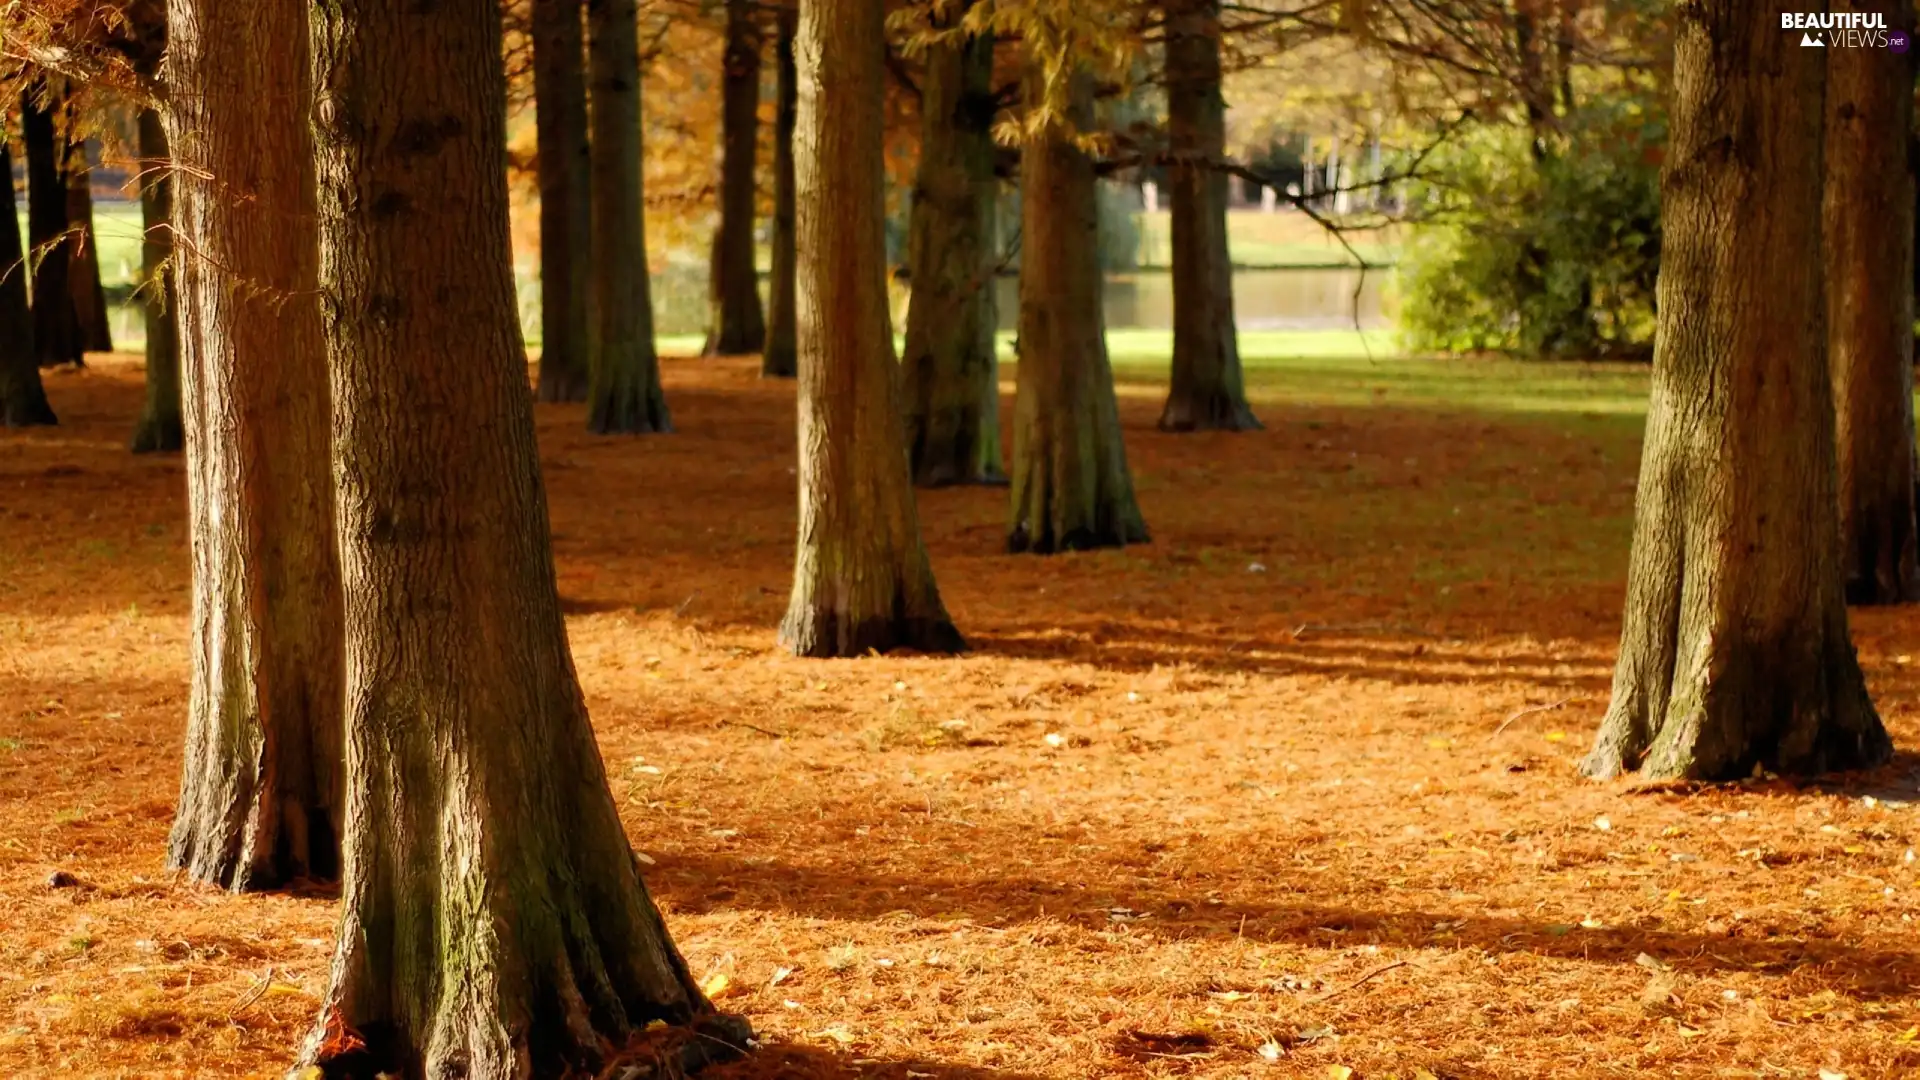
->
762 5 797 378
64 140 113 354
0 140 56 427
1581 0 1889 782
777 0 965 659
1160 0 1257 432
532 0 593 403
130 109 182 453
702 0 765 357
586 0 671 433
298 0 748 1073
163 0 345 890
1827 0 1918 606
1007 69 1149 555
22 83 82 369
900 17 1005 485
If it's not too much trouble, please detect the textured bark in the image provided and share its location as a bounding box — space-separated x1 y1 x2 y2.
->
702 0 765 357
762 5 797 378
778 0 964 659
164 0 345 890
1007 70 1149 555
64 141 113 354
299 0 747 1074
900 17 1004 486
1160 0 1257 433
1581 0 1888 782
22 84 82 369
532 0 592 403
0 141 56 427
130 109 183 454
1827 0 1918 605
586 0 670 433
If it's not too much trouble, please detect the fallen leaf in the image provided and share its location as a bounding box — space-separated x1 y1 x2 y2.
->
700 972 733 1000
768 966 793 987
1256 1040 1283 1061
808 1026 856 1045
1327 1067 1355 1080
1898 1025 1919 1043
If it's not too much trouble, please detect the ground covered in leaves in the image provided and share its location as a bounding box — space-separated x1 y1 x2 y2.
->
4 350 1920 1079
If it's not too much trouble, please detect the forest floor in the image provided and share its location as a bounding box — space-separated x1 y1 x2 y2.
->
4 347 1920 1080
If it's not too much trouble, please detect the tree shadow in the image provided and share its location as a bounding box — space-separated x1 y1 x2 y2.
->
966 623 1618 692
652 852 1920 1001
703 1042 1046 1079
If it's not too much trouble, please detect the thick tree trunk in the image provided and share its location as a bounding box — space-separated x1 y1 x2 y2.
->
1007 70 1149 555
777 0 964 659
532 0 592 403
130 109 182 453
900 18 1005 486
22 84 82 369
299 0 747 1074
586 0 671 433
1581 0 1889 782
1827 0 1918 605
164 0 345 890
0 141 56 427
64 141 113 354
762 5 797 378
1160 0 1257 432
702 0 765 357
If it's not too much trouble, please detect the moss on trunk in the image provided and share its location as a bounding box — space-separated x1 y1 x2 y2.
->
1581 0 1889 782
901 17 1004 487
1006 69 1148 555
532 0 593 404
778 0 964 659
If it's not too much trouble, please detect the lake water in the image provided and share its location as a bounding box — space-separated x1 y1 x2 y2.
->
102 266 1392 349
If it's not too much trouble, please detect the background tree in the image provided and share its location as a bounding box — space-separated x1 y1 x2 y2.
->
64 136 112 353
128 106 181 453
779 0 964 659
163 0 345 889
532 0 593 402
702 0 765 356
586 0 671 432
1580 0 1889 781
899 9 1005 486
1007 65 1149 554
22 80 82 368
1159 0 1257 432
763 4 798 378
297 0 747 1071
0 136 57 426
1826 0 1917 605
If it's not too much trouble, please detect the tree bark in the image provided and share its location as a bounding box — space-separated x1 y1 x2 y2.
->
1827 0 1918 605
130 108 182 454
1581 0 1889 782
586 0 671 433
164 0 345 890
762 4 797 378
1160 0 1257 433
777 0 965 659
1007 69 1149 555
702 0 765 357
0 140 56 427
64 139 113 354
298 0 748 1073
532 0 593 403
900 16 1005 485
22 83 82 369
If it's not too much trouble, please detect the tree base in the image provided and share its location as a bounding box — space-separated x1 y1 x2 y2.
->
761 347 796 379
913 461 1008 489
535 368 590 404
1158 393 1261 433
130 414 183 453
1007 519 1149 556
588 386 672 435
2 396 58 428
305 1011 752 1080
778 604 966 658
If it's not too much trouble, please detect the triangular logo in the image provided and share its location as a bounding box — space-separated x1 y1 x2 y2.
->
1802 31 1825 46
